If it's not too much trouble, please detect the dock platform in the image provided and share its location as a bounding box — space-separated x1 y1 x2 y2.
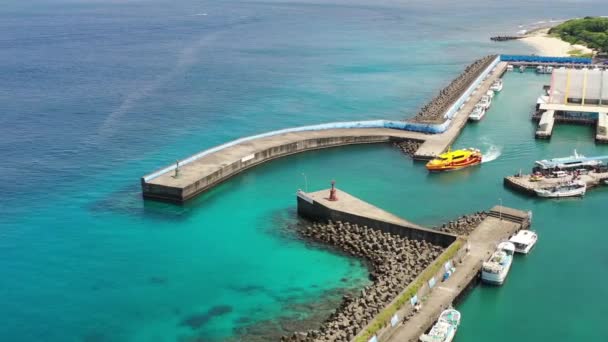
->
535 110 554 139
505 172 608 196
296 188 530 342
384 207 529 342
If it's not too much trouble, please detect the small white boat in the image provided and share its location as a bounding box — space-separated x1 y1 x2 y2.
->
519 65 526 73
604 179 608 185
478 95 492 110
419 309 461 342
536 65 554 74
509 230 538 254
507 65 514 72
486 90 494 99
534 181 586 198
490 79 503 92
481 241 515 285
468 104 486 121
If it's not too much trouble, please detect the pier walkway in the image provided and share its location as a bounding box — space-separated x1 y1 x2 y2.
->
385 207 529 342
142 62 507 203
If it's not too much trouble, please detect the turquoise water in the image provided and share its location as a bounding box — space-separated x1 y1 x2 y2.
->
3 0 608 341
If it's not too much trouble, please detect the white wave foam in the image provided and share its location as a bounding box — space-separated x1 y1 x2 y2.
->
481 144 502 163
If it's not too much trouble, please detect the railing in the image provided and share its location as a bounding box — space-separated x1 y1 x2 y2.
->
500 55 593 64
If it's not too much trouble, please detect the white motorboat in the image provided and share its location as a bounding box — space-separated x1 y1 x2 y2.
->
486 90 494 99
481 241 515 285
509 230 538 254
519 65 526 73
419 309 461 342
478 95 492 110
534 181 586 198
506 65 514 72
468 104 486 121
490 79 503 92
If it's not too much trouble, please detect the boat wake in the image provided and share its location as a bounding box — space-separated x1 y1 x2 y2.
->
481 145 502 163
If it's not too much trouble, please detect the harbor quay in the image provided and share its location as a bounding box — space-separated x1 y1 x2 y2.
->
141 57 508 203
289 188 530 342
504 171 608 196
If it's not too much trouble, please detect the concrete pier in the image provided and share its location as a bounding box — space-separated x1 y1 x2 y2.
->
504 172 608 196
295 188 531 342
535 110 554 139
596 112 608 143
384 207 529 342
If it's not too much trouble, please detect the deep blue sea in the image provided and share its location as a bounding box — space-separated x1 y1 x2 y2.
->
2 1 608 341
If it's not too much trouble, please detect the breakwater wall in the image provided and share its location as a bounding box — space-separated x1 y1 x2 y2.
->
141 56 504 203
410 55 498 123
296 190 457 248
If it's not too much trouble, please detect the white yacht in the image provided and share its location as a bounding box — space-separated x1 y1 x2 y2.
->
490 79 503 92
478 95 492 110
534 150 603 171
468 104 486 121
419 309 461 342
509 230 538 254
481 241 515 285
534 181 586 198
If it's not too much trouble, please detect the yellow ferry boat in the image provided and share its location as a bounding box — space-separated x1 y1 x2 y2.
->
426 147 482 172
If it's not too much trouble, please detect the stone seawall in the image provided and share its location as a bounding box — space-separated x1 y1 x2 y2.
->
281 221 444 342
297 195 456 248
410 55 497 123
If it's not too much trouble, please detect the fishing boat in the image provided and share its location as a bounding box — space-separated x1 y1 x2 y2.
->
481 241 515 285
534 181 586 198
425 147 482 172
490 79 503 92
534 150 603 171
478 95 492 110
419 309 461 342
509 230 538 254
468 104 486 121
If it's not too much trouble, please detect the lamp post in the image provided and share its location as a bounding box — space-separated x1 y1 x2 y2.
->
301 173 308 192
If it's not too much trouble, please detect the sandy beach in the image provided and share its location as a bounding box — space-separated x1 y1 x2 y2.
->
520 28 594 57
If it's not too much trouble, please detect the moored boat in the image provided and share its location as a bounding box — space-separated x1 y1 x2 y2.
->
534 150 603 171
490 79 503 92
419 309 461 342
478 94 492 110
534 181 586 198
426 148 482 172
509 230 538 254
468 104 486 121
486 90 494 99
481 241 515 285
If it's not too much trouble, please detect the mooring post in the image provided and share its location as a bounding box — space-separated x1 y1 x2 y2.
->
328 180 338 201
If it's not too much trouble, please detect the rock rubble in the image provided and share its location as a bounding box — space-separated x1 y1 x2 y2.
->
281 221 443 342
410 55 497 123
436 212 487 236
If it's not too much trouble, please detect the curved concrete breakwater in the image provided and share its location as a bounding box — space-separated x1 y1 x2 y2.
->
140 56 506 202
410 55 497 123
281 221 444 342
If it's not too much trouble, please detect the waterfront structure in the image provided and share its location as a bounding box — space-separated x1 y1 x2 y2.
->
534 68 608 142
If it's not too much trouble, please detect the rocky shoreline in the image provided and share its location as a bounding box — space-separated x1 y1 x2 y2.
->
436 212 487 236
392 139 424 157
410 55 497 123
281 221 443 342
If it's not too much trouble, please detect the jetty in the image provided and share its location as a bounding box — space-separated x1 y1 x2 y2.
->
504 172 608 196
290 187 530 342
141 58 507 203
